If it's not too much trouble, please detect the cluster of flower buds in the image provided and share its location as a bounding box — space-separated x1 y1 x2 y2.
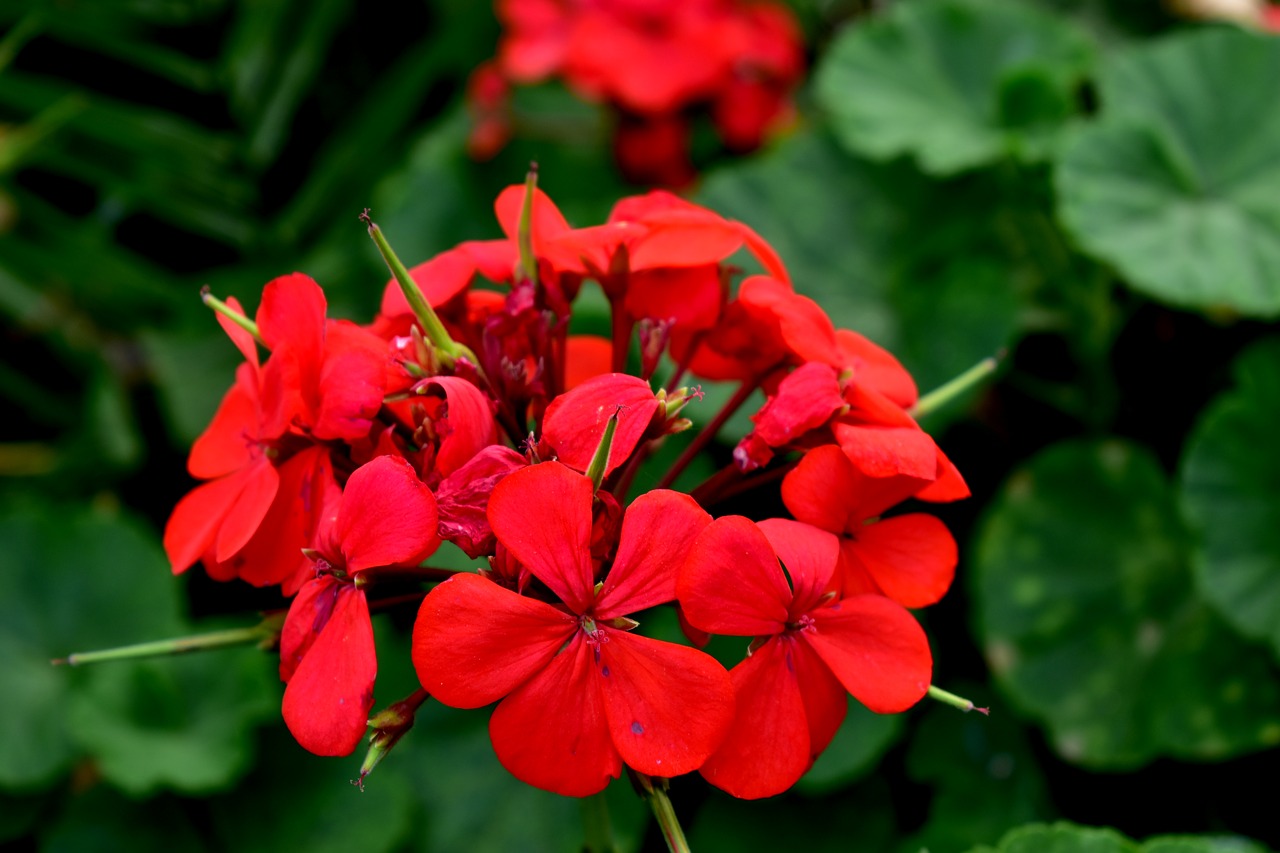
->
468 0 805 185
165 169 971 801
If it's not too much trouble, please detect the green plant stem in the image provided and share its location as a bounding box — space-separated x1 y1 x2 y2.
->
200 287 262 343
580 790 616 853
910 355 1000 420
643 780 690 853
53 624 275 666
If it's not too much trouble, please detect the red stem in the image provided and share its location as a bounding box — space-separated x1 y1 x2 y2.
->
655 376 760 491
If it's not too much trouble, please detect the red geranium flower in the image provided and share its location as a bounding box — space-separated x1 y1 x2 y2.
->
677 515 932 799
412 462 731 796
279 455 440 756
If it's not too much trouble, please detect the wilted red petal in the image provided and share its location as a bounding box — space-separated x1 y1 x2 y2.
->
436 445 526 558
412 572 576 708
489 633 622 797
334 455 440 573
698 635 809 799
281 583 376 757
806 596 931 714
678 515 791 636
846 514 956 608
213 458 279 562
598 631 733 778
542 373 660 478
489 462 595 611
756 518 839 617
595 490 711 619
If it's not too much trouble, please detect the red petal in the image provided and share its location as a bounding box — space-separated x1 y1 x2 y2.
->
281 584 376 756
699 635 809 799
257 273 326 365
677 516 791 636
564 335 614 391
380 247 478 318
213 458 279 562
335 455 440 573
599 631 733 779
488 462 595 612
748 362 845 448
595 490 711 619
914 448 971 502
835 538 883 599
837 329 917 408
226 446 337 590
421 376 498 478
436 445 526 558
494 183 571 246
623 265 723 330
188 365 259 479
846 514 956 608
312 323 387 441
738 277 841 367
217 295 259 365
791 634 849 758
756 518 839 616
279 575 337 683
164 473 244 574
542 373 660 479
806 596 931 714
412 572 576 708
780 445 859 534
489 633 622 797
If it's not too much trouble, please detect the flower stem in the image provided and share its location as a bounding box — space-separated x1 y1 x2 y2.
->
639 776 690 853
580 790 617 853
927 684 989 715
655 377 759 490
909 355 1001 420
52 619 281 666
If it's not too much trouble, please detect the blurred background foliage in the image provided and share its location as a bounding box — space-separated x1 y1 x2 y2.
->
2 0 1279 850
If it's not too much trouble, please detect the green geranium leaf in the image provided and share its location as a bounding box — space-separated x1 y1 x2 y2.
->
1181 338 1280 660
970 822 1270 853
815 0 1093 175
210 731 415 853
904 689 1053 853
395 703 647 853
972 440 1280 768
40 787 207 853
0 501 274 793
68 645 277 796
1056 28 1280 316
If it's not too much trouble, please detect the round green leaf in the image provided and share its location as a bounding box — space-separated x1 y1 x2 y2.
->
815 0 1093 175
970 823 1270 853
1181 338 1280 659
904 690 1053 853
972 440 1280 768
1056 29 1280 316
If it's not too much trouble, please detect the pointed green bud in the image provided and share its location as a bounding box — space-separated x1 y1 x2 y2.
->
355 689 430 790
585 405 624 493
201 286 262 343
601 616 640 631
516 163 539 287
362 210 479 369
926 684 990 715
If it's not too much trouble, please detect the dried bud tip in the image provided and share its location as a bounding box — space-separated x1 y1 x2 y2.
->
359 208 373 226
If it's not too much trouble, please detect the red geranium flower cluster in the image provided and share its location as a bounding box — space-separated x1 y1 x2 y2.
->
468 0 805 186
167 172 966 800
